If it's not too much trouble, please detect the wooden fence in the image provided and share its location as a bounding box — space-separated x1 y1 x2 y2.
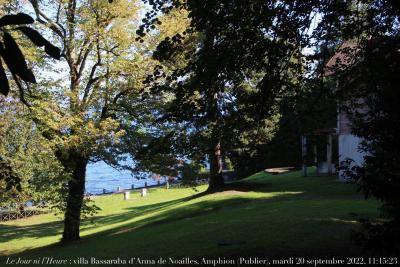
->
0 209 49 222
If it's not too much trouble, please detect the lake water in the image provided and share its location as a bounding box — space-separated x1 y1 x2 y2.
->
85 161 166 194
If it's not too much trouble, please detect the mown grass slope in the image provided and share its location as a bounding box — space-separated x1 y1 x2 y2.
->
0 169 380 265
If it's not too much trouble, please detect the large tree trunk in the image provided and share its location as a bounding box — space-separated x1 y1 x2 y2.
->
60 151 88 242
207 141 224 192
206 91 224 192
203 30 224 192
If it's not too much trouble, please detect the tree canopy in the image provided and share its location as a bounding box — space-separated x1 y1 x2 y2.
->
0 0 187 242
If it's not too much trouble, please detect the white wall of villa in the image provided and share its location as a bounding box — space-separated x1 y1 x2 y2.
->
337 110 364 181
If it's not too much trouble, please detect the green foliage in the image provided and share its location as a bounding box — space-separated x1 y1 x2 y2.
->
137 0 342 190
231 75 338 179
0 100 65 211
0 158 21 203
180 162 202 186
340 38 400 253
323 0 400 253
0 0 195 241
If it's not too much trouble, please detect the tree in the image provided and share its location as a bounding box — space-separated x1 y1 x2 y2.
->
318 0 400 252
2 0 194 242
342 38 400 253
0 99 65 211
180 161 203 186
1 0 161 242
139 0 326 191
230 77 338 179
0 7 64 212
113 7 195 180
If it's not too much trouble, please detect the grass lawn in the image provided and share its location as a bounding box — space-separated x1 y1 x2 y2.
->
0 169 381 266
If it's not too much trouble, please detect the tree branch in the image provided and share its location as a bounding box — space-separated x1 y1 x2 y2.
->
28 0 66 39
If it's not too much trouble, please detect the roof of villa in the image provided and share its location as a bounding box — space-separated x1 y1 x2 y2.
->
324 41 360 76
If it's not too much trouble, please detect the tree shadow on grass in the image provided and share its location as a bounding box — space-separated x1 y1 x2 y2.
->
0 190 307 258
0 220 63 243
0 171 349 247
1 189 375 262
0 171 366 260
0 192 206 247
